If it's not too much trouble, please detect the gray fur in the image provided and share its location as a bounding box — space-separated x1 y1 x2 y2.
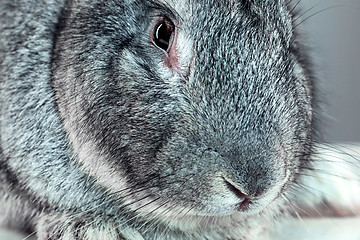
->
0 0 315 239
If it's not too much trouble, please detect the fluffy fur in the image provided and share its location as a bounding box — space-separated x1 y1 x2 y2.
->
0 0 321 239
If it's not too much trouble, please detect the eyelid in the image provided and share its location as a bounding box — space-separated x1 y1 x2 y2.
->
149 1 182 23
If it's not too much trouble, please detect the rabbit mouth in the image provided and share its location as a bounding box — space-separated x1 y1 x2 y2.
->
120 192 285 233
121 172 290 224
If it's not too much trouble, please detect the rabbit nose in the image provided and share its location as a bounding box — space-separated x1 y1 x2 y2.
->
223 178 253 211
223 174 271 197
223 177 248 199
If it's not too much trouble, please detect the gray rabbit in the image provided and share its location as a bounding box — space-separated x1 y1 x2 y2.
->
0 0 344 239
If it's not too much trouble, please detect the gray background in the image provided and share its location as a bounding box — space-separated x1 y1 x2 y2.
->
300 0 360 143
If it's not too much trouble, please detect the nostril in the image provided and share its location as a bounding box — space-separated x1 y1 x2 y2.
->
238 198 251 211
223 178 247 199
223 178 253 211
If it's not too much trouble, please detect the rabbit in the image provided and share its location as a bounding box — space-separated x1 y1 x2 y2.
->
1 0 348 239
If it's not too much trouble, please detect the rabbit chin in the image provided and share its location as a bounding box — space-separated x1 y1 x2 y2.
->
123 190 283 232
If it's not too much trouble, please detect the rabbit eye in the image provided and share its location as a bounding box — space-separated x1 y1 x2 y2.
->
152 18 175 52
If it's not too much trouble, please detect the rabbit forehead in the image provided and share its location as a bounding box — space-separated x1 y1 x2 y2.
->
159 0 292 23
159 0 294 68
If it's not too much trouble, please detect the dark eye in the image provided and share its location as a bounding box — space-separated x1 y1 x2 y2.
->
152 18 175 52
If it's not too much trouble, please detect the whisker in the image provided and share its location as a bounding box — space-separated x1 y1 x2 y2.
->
294 5 349 29
287 184 328 217
289 0 302 15
22 174 178 240
282 194 306 219
293 2 323 23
